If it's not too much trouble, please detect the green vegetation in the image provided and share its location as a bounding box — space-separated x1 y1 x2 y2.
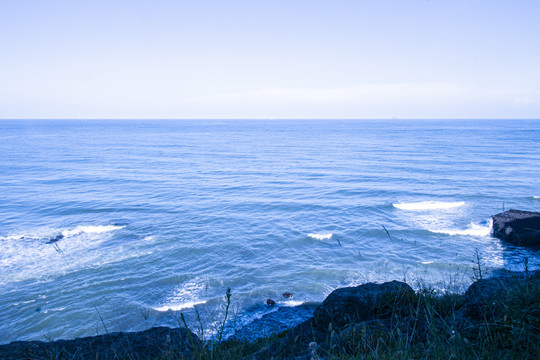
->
175 268 539 359
1 258 538 359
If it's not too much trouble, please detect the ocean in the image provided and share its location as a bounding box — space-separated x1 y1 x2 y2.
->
1 119 539 344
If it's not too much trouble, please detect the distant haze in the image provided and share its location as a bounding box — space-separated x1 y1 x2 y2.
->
1 0 539 119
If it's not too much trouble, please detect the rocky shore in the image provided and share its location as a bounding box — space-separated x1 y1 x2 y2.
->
2 269 539 359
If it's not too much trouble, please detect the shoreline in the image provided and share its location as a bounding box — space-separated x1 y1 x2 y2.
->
1 268 538 359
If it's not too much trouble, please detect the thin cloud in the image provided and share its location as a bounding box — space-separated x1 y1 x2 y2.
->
514 96 540 105
186 82 465 107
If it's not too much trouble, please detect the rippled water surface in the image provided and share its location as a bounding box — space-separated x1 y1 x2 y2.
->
1 119 539 343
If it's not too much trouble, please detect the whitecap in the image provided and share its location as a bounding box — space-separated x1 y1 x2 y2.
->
533 196 540 199
282 300 305 307
421 261 434 265
393 201 466 211
153 300 207 312
429 220 492 237
307 233 333 240
61 225 125 237
0 224 128 284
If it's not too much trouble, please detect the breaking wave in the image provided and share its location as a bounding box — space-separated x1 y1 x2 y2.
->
307 233 333 240
428 220 492 237
61 225 125 237
282 300 305 307
0 224 127 284
153 300 207 312
393 201 466 211
153 279 207 312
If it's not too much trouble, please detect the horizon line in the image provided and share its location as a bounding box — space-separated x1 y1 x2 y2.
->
1 118 540 121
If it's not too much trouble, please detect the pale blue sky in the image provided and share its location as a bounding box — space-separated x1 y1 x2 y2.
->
1 0 539 119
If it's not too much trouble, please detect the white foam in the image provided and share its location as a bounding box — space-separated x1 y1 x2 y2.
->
153 300 207 312
43 307 67 314
421 261 434 265
12 299 36 306
393 201 465 211
283 300 305 307
61 225 125 237
429 221 492 237
533 196 540 199
307 233 333 240
153 279 207 313
0 224 127 284
0 235 30 241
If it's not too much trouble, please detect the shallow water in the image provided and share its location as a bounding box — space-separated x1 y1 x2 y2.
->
1 119 539 343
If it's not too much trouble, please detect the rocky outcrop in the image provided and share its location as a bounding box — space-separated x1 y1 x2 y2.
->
0 326 199 360
2 274 539 360
312 281 415 330
249 281 416 359
492 209 540 246
248 274 540 359
459 270 540 321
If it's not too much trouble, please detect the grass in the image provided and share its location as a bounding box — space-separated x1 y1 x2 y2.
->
3 275 538 359
5 250 539 359
177 264 539 360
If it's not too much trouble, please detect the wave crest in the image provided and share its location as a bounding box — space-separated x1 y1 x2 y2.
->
307 233 333 240
61 225 125 237
153 300 207 312
153 279 207 313
429 221 492 237
393 201 465 211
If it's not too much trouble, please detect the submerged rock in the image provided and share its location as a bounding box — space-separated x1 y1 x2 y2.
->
492 209 540 246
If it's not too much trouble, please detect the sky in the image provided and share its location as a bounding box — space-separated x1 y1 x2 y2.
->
1 0 539 119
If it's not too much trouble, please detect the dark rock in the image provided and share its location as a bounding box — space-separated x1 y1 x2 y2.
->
313 281 415 330
250 281 415 359
246 318 325 360
248 274 539 359
492 209 540 246
266 299 276 306
459 270 540 321
46 233 64 244
335 319 393 353
0 326 200 360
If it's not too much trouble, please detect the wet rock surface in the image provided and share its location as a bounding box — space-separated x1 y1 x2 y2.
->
231 302 318 342
492 209 540 246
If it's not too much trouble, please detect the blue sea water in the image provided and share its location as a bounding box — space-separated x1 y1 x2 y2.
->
1 119 539 344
